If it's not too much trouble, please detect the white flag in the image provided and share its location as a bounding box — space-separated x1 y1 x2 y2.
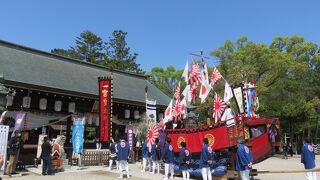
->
180 97 188 119
182 61 189 83
224 81 234 103
182 85 192 103
164 100 173 123
203 63 209 83
199 77 212 103
146 99 157 122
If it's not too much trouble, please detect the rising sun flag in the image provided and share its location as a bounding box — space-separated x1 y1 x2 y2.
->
213 93 227 123
147 123 160 151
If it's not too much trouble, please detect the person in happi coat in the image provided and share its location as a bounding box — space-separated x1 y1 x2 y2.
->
301 139 317 180
179 142 191 180
117 137 130 178
236 138 253 180
141 139 152 172
200 138 215 180
151 138 161 174
162 137 175 180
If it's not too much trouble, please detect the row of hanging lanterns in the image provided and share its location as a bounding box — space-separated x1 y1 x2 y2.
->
124 108 164 120
18 96 76 113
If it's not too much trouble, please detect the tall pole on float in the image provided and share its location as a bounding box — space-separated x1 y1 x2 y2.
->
145 85 148 124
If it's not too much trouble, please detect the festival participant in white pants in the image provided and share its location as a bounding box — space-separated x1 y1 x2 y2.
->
162 138 175 180
301 139 317 180
141 140 152 172
200 138 215 180
151 138 161 174
116 138 130 178
179 142 191 180
236 138 253 180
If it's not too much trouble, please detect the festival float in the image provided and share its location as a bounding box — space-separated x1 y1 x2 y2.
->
147 59 281 178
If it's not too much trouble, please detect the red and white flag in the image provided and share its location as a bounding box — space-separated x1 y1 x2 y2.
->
182 61 189 83
199 77 212 103
164 100 173 123
224 81 233 103
147 123 160 151
213 93 227 123
189 64 202 85
173 99 181 120
191 84 198 103
211 67 222 86
174 82 181 100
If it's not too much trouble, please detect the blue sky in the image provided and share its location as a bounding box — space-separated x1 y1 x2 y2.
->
1 0 320 71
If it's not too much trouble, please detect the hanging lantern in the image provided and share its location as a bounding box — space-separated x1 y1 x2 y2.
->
134 110 140 120
68 102 75 113
22 96 31 108
54 101 62 112
39 98 47 110
6 95 13 106
125 109 130 119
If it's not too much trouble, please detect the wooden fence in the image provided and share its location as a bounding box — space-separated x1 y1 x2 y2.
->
81 149 109 166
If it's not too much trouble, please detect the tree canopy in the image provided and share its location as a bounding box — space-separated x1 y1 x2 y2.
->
211 36 320 134
51 30 144 74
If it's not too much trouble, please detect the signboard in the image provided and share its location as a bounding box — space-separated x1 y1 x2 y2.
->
127 125 134 152
99 77 111 142
0 125 9 170
36 134 47 159
72 117 85 154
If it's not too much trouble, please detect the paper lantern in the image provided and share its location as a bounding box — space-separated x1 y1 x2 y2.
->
6 95 13 106
125 109 130 119
134 110 140 120
68 102 75 113
22 96 31 108
54 101 62 112
39 98 47 110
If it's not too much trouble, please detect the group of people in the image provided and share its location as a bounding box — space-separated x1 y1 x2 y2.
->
282 142 294 159
109 135 254 180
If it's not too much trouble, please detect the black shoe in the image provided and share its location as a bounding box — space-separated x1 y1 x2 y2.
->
42 173 47 176
11 172 19 175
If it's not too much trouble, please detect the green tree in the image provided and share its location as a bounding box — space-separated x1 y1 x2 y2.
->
148 66 183 97
71 30 104 63
51 48 82 60
211 36 320 138
99 30 144 74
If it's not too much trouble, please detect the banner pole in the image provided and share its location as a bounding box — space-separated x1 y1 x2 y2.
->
145 85 148 124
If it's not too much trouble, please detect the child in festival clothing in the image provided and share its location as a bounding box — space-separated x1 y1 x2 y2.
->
151 138 161 174
141 139 152 172
116 137 130 179
179 142 191 180
162 137 174 180
200 138 215 180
